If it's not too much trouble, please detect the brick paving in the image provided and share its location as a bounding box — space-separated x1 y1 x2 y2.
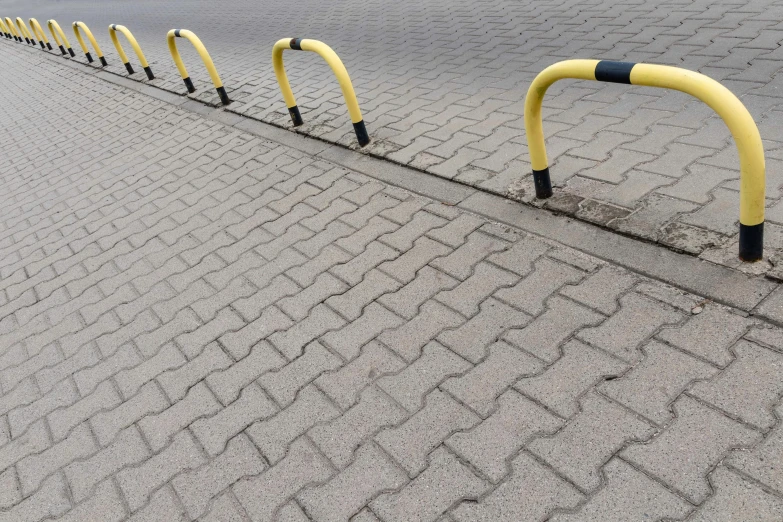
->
1 34 783 521
3 0 783 268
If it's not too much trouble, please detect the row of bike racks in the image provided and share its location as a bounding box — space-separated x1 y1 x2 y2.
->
0 17 767 262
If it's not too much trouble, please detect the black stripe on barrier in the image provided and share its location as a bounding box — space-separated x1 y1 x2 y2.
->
111 24 116 30
46 42 52 50
289 105 304 126
58 44 65 55
24 37 30 44
290 38 302 50
143 66 154 80
533 168 553 199
353 120 370 147
99 56 108 66
183 76 195 93
38 41 45 49
739 222 764 261
85 51 93 63
594 61 636 84
174 29 181 37
216 86 230 105
124 62 134 74
68 47 75 57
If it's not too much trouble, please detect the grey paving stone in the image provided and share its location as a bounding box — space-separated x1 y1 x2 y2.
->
689 340 783 430
377 341 471 413
451 451 583 522
441 340 543 417
549 458 692 522
375 389 480 475
529 391 656 492
232 436 334 521
658 303 755 367
727 403 783 494
503 296 605 363
172 433 267 519
516 339 627 418
688 465 783 522
298 442 408 521
621 394 761 504
446 391 562 483
600 340 718 425
371 447 491 522
579 293 684 363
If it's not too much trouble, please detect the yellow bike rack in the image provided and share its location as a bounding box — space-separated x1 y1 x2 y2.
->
30 19 52 50
525 59 766 262
109 24 154 80
15 17 34 46
5 17 21 42
0 19 12 40
48 19 75 57
72 21 107 66
167 29 229 105
272 38 369 147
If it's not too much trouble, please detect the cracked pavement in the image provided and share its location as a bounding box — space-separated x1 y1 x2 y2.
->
1 24 783 522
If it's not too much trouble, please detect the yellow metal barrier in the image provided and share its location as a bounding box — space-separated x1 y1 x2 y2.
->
272 38 369 147
0 19 12 40
15 17 34 46
525 59 766 262
109 24 154 80
72 21 107 66
167 29 229 105
29 18 52 50
5 17 21 42
48 19 75 57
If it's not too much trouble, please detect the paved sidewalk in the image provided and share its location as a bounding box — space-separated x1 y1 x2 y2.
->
3 0 783 267
1 41 783 521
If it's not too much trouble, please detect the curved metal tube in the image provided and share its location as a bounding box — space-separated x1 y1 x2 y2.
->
29 18 52 50
72 21 107 66
524 59 766 261
272 38 369 146
109 24 153 79
48 19 75 56
166 29 229 105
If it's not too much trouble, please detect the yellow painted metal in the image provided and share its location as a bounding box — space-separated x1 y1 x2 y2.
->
15 17 33 43
0 19 9 37
47 19 71 49
524 59 765 229
166 29 224 89
109 24 152 78
72 21 105 60
29 18 49 45
272 38 364 124
5 17 20 39
524 59 598 172
631 64 765 227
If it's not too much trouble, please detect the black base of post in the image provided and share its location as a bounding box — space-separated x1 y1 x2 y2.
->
533 167 553 199
143 66 154 80
739 222 764 262
288 105 303 126
24 37 30 44
46 42 52 50
68 47 75 57
38 41 45 49
216 86 230 105
58 44 66 55
99 56 108 67
183 77 195 93
353 120 370 147
124 62 134 74
85 52 93 63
